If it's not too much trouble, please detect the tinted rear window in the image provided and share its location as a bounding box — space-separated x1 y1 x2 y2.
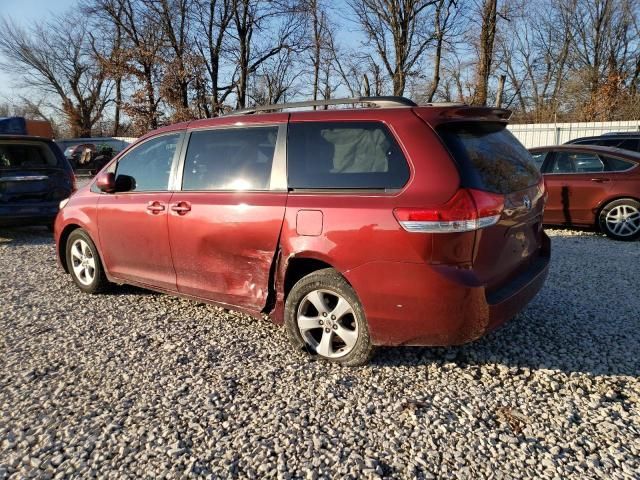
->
602 155 637 172
287 122 409 189
437 123 540 194
0 141 59 169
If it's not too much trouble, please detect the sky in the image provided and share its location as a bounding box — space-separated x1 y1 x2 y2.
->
0 0 86 101
0 0 360 107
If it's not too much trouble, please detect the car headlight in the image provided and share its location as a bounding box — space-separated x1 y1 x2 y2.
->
59 198 70 209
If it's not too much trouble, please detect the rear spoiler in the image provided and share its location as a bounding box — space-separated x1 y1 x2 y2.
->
414 106 512 124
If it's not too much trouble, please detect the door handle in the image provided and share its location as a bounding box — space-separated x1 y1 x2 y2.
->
146 201 165 214
591 178 610 183
171 201 192 215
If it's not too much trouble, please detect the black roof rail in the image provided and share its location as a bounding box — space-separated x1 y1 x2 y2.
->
225 96 418 116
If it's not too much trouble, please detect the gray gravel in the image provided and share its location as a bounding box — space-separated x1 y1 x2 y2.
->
1 226 639 479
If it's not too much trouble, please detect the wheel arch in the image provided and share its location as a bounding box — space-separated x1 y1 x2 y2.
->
58 224 82 273
283 256 337 300
594 195 640 228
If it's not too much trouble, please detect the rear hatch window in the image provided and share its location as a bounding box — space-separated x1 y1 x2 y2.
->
0 140 70 204
0 141 61 169
436 123 540 193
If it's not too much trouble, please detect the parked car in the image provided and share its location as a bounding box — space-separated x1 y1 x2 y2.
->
0 135 75 229
54 96 550 365
565 132 640 153
530 144 640 240
56 138 131 174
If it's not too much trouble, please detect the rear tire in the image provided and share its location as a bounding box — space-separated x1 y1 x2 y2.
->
65 229 109 293
598 198 640 241
284 268 373 366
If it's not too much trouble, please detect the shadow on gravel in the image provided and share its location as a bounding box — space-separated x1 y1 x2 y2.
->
102 284 161 297
372 234 640 378
0 226 54 246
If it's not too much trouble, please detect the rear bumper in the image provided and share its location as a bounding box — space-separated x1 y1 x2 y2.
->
0 202 59 226
344 233 550 346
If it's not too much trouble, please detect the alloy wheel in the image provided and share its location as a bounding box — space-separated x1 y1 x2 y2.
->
70 238 96 286
296 289 359 359
605 204 640 237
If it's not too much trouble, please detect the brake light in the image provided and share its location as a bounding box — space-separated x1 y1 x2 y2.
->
394 189 504 233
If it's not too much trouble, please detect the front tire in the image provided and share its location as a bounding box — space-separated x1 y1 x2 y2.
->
284 268 373 366
66 229 109 293
598 198 640 241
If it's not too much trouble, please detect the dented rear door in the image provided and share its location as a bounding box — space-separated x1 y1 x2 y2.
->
167 121 287 311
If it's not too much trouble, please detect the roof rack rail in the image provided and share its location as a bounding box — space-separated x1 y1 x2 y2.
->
225 96 418 116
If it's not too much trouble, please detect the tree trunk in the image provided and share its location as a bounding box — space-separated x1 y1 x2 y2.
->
474 0 498 106
113 77 121 136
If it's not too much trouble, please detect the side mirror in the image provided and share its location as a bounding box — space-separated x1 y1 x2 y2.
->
115 174 136 192
96 172 116 193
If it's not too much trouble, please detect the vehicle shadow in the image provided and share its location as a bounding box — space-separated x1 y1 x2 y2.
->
101 284 160 297
372 233 640 378
0 226 54 246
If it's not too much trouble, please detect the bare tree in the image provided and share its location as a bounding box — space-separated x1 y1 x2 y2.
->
250 49 298 105
230 0 303 108
88 0 167 133
497 0 573 120
425 0 462 102
303 0 333 105
472 0 498 105
569 0 640 119
0 15 111 137
146 0 195 120
192 0 235 116
349 0 438 96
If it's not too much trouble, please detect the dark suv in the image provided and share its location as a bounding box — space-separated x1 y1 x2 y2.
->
1 136 75 228
566 132 640 153
54 97 550 365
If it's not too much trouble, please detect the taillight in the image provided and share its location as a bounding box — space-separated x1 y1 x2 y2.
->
394 189 504 233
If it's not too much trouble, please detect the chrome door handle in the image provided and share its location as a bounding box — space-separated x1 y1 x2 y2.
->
591 178 610 183
171 202 191 215
146 202 165 214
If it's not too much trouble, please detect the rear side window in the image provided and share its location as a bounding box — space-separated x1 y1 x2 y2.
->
571 152 605 172
0 141 59 168
530 151 547 170
602 156 637 172
287 122 409 189
182 127 278 191
437 123 540 193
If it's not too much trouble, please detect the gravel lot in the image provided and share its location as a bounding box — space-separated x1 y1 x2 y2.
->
1 227 638 479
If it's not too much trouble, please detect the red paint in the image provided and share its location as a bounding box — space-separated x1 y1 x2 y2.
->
296 210 323 236
97 192 176 290
167 191 286 309
55 105 551 348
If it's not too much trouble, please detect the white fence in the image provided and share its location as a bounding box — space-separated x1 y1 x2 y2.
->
114 136 137 144
507 120 640 148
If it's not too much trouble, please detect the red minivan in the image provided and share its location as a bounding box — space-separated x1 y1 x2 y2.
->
54 97 550 365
